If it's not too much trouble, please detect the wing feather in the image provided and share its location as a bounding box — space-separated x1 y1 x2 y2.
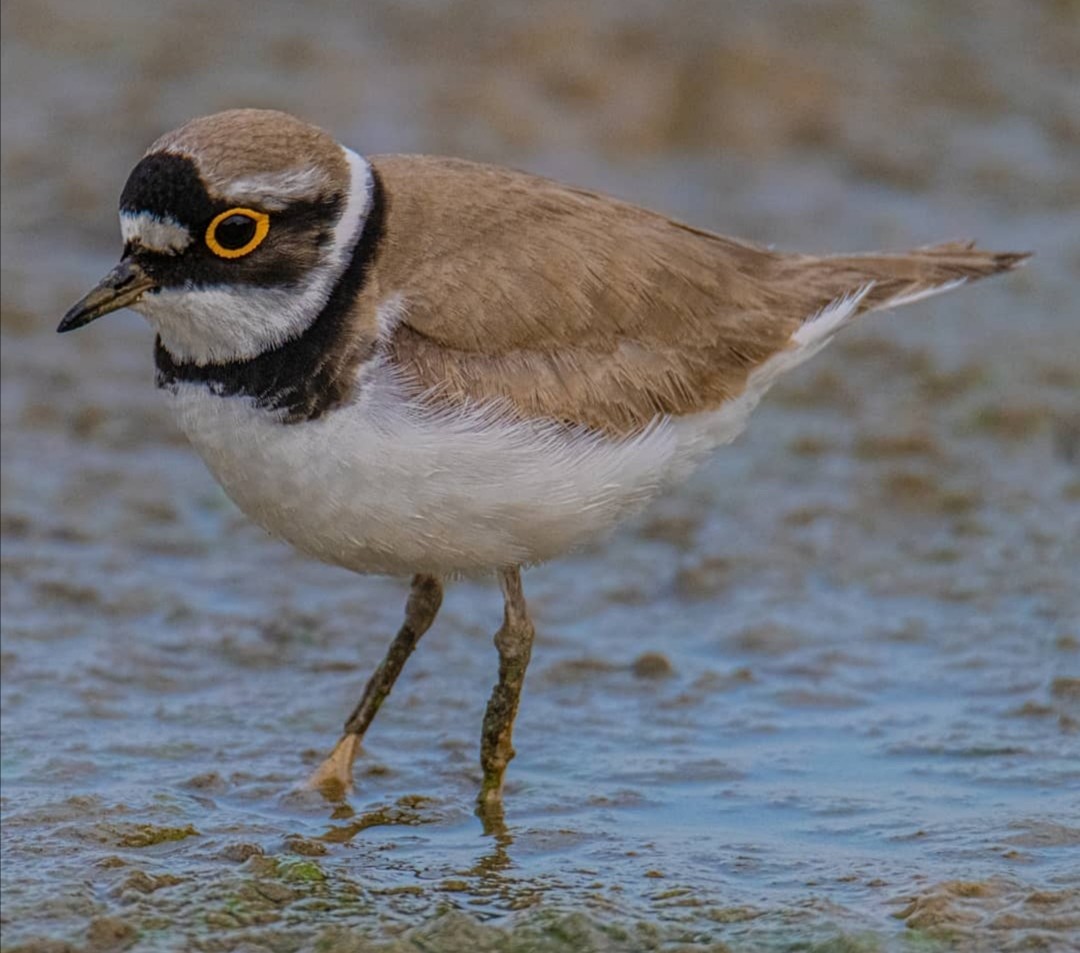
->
369 156 1027 434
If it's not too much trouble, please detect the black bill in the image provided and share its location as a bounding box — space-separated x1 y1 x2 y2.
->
57 259 157 333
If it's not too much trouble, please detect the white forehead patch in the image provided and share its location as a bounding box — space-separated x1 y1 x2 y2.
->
219 166 329 211
120 210 192 254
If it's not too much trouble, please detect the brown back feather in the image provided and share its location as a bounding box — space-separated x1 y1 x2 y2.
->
371 156 1027 435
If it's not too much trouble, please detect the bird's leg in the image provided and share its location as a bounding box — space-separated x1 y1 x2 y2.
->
477 567 536 810
341 574 444 737
307 573 443 796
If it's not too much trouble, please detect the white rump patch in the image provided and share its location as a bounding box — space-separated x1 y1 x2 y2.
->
120 210 192 254
221 165 329 211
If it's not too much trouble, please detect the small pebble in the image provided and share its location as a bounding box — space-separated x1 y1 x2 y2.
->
632 652 674 679
85 916 137 952
284 834 327 857
219 842 264 863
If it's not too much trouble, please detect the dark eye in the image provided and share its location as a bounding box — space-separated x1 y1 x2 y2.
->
216 215 257 249
205 208 270 258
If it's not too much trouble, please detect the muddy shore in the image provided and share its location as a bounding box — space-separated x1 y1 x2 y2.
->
2 1 1079 950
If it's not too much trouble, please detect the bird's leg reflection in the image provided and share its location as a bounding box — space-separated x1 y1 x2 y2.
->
469 799 515 879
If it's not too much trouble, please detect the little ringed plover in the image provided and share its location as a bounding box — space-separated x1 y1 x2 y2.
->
59 109 1028 809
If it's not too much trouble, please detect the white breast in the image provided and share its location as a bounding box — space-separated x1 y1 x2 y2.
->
163 293 863 576
164 360 685 575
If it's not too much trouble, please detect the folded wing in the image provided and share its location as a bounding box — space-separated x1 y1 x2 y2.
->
371 155 1027 435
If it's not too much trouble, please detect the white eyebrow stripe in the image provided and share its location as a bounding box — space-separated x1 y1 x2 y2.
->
120 210 193 253
219 166 329 210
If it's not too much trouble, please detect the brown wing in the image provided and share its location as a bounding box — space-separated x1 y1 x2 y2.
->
370 155 1027 435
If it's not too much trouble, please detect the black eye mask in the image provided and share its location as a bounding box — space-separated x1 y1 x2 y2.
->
153 167 386 423
119 152 343 290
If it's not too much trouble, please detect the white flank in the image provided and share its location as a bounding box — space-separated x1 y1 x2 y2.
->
135 147 373 365
120 210 192 254
162 288 875 576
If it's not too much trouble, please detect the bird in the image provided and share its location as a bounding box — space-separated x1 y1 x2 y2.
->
59 108 1028 811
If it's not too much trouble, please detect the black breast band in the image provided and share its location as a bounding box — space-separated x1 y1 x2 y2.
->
154 170 386 423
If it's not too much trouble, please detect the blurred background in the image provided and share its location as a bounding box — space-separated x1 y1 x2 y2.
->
2 2 1078 951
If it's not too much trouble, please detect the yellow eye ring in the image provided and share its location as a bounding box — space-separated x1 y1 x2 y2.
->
205 208 270 258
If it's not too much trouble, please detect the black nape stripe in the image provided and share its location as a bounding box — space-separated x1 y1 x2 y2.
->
155 170 386 422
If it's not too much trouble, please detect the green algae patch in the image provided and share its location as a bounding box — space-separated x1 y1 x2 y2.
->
240 854 327 885
280 859 328 884
114 823 199 848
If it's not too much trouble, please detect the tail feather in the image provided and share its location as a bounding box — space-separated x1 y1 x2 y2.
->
816 239 1028 313
804 241 1030 315
703 241 1030 443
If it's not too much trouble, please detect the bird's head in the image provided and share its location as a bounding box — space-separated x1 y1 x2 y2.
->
59 109 373 365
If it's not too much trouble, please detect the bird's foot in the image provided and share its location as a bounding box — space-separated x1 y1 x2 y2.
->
305 734 360 800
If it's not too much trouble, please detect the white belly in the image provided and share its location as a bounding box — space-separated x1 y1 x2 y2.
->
164 363 703 575
161 289 861 575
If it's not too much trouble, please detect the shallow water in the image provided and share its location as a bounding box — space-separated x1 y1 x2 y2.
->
3 1 1080 950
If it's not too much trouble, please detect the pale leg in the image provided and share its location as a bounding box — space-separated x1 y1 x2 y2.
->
307 573 443 795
